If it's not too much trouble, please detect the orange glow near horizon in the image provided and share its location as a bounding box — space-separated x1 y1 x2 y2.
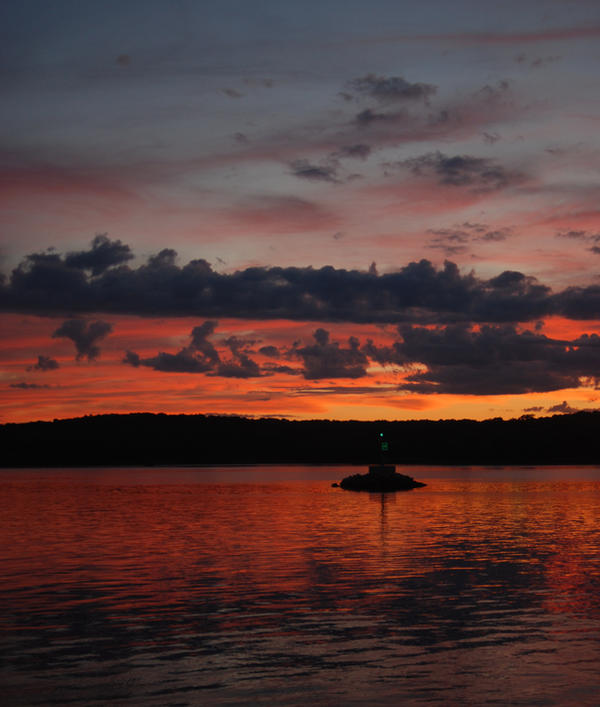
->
2 312 600 424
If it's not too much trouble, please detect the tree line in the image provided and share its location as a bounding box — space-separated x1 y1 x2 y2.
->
1 411 599 467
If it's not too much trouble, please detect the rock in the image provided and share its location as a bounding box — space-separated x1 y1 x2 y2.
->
339 467 425 492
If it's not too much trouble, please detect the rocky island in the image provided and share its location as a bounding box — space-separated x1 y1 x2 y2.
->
334 464 426 492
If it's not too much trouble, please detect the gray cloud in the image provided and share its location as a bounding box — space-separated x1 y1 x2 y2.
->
332 144 372 160
388 324 600 395
215 336 261 378
546 400 583 414
427 223 512 255
349 74 437 103
6 238 600 325
124 322 261 378
52 318 112 360
294 328 368 379
259 345 279 357
289 159 339 183
402 151 521 190
28 354 60 372
115 313 600 397
9 382 51 389
134 348 215 374
65 234 133 276
354 108 392 127
556 229 600 254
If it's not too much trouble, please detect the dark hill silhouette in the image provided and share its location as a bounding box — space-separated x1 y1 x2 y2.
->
1 411 599 467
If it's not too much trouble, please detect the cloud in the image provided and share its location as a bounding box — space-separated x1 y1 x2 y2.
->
262 363 301 375
52 318 112 360
135 349 215 373
332 144 372 160
388 323 600 395
546 400 583 414
8 238 600 325
9 382 51 389
215 336 261 378
514 53 561 69
28 355 59 372
401 151 521 191
427 222 512 255
483 132 501 144
222 88 243 98
293 328 368 379
124 321 219 374
354 108 392 127
348 74 437 103
289 159 339 183
190 320 220 364
65 234 134 276
556 229 600 254
124 322 261 377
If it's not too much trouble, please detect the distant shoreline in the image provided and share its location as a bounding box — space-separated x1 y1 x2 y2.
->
2 411 600 467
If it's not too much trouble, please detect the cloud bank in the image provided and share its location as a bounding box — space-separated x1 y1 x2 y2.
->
5 237 600 326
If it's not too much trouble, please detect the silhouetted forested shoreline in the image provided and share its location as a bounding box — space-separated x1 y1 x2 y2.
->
1 411 600 467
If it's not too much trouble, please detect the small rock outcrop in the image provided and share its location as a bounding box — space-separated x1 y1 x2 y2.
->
338 465 426 492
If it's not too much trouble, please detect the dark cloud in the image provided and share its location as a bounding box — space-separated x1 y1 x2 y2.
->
556 229 600 254
546 401 582 414
65 234 133 276
28 355 59 372
262 363 301 375
259 345 279 357
124 322 261 378
426 230 469 256
483 132 501 144
123 350 140 367
557 230 588 240
190 321 220 363
349 74 437 103
289 159 339 183
402 151 521 190
7 239 600 324
215 336 261 378
333 144 372 160
427 223 512 255
10 382 51 389
294 328 368 379
388 323 600 395
52 319 112 360
134 348 215 374
222 87 243 98
515 53 561 68
124 322 219 374
354 108 392 127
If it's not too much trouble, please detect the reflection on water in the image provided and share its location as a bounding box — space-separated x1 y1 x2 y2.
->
2 466 600 705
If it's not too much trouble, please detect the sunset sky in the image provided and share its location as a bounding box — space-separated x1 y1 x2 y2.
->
3 0 600 423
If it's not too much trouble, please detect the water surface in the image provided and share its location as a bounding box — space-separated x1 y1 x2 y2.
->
2 465 600 705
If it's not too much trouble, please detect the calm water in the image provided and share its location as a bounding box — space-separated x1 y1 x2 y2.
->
2 465 600 706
